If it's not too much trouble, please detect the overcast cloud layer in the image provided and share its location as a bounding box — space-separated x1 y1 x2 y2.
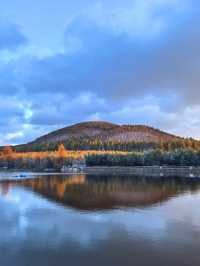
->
0 0 199 145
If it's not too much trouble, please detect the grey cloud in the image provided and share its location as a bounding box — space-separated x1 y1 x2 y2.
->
20 7 198 108
0 20 27 51
29 92 109 126
0 1 200 143
22 5 200 138
0 63 21 95
0 96 27 145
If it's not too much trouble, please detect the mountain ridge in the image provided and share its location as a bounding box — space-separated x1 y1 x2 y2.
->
12 121 198 152
26 121 182 147
35 121 180 143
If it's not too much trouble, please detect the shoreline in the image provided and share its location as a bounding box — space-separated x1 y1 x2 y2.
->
83 166 200 179
1 166 200 179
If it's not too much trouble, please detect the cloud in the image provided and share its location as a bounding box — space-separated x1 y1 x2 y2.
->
76 0 188 39
0 20 27 51
0 0 200 144
20 2 191 101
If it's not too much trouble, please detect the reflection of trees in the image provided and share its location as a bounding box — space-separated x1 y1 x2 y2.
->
62 176 200 210
0 182 11 196
12 175 85 200
0 175 85 199
1 175 200 210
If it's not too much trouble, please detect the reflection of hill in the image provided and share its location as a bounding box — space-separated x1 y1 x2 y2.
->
1 175 200 211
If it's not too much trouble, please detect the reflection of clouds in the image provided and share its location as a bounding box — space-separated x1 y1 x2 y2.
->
0 186 200 251
160 192 200 229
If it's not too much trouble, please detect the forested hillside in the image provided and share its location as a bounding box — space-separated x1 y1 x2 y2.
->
14 121 193 152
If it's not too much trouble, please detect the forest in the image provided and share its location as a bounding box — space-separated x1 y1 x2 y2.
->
0 144 128 170
14 137 200 153
1 142 200 170
86 149 200 167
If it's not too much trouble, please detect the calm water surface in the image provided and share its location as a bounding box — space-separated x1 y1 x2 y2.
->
0 172 200 266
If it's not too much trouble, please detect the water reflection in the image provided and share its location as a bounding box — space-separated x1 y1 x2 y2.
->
1 174 200 210
0 174 200 266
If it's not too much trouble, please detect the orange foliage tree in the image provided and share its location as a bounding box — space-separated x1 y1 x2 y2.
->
2 145 14 156
57 144 67 158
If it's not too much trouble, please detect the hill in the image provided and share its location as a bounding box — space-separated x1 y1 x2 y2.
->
34 121 179 143
15 121 183 152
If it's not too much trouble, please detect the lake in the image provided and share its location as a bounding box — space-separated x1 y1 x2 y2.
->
0 172 200 266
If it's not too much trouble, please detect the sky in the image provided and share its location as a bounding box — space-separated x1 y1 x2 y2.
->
0 0 199 145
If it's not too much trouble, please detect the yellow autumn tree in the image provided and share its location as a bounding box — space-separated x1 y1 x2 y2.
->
3 145 14 156
57 144 67 158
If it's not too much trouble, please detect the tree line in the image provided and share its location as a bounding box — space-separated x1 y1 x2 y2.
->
15 137 200 152
86 149 200 167
2 141 200 170
0 144 127 170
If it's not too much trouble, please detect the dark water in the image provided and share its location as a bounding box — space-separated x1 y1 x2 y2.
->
0 173 200 266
